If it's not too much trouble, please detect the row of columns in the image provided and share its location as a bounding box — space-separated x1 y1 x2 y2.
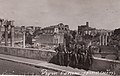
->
0 19 31 48
99 34 109 46
0 19 15 47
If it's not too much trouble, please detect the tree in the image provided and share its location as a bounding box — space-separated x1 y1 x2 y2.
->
25 32 33 45
33 29 40 37
114 28 120 35
109 28 120 50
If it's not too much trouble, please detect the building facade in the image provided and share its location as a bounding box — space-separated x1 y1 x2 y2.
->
35 23 69 46
97 29 113 46
78 22 96 36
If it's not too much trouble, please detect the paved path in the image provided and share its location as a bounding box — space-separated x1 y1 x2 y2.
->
0 54 111 76
0 59 47 75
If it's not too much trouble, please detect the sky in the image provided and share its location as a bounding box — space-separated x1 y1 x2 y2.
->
0 0 120 30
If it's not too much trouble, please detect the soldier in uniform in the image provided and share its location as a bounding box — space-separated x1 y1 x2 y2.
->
87 46 93 67
64 45 70 67
77 44 83 69
84 46 93 70
78 44 87 69
67 41 74 67
69 41 78 68
64 33 72 66
55 44 65 66
73 44 79 68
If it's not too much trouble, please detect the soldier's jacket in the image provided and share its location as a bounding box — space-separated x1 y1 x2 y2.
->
55 45 66 53
67 47 73 54
78 48 86 55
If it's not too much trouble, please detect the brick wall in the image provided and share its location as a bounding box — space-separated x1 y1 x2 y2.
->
0 46 56 62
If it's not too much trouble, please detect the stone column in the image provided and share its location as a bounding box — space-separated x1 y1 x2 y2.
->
0 19 3 44
99 35 102 46
4 25 9 46
10 21 15 47
102 35 104 45
23 31 25 48
0 19 2 32
21 26 26 48
0 19 4 31
105 34 108 45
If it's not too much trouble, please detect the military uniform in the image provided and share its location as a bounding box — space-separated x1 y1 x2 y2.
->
56 44 65 66
72 44 78 68
67 43 74 67
83 46 93 70
77 46 83 69
64 46 71 66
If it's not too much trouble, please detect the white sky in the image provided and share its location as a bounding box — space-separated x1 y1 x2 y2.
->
0 0 120 30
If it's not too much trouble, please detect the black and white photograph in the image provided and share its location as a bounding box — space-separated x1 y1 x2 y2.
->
0 0 120 76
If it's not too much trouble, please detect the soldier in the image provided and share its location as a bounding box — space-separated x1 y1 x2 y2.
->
77 44 82 69
74 44 79 68
57 44 65 66
84 46 93 70
64 46 70 67
77 44 85 69
52 45 60 65
87 46 93 67
67 42 74 67
69 42 78 68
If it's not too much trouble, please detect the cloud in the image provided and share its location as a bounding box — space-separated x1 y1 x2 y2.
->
0 0 120 30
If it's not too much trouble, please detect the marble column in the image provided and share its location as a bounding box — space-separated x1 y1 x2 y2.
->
0 19 2 44
21 26 26 48
105 34 108 45
102 35 104 45
4 25 9 46
23 31 25 48
10 21 15 47
100 35 102 46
